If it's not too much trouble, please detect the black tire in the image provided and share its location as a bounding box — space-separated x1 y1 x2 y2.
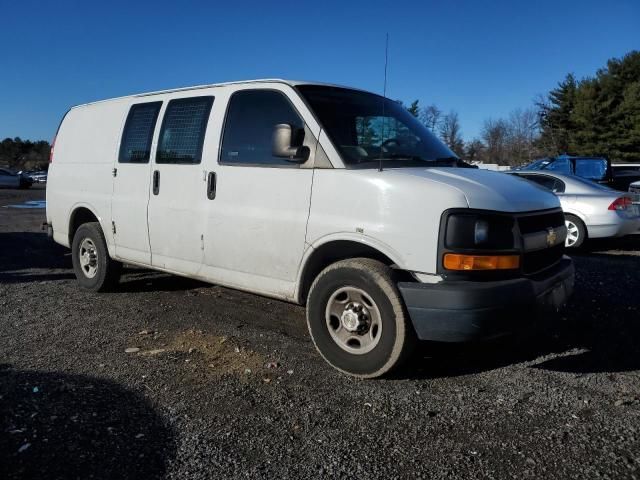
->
564 214 586 249
71 222 121 292
306 258 416 378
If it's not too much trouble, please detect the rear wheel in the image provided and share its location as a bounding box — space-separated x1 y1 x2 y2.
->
306 258 416 378
564 214 586 248
71 222 121 291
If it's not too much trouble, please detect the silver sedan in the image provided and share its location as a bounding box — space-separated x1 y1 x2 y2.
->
508 171 640 248
630 180 640 201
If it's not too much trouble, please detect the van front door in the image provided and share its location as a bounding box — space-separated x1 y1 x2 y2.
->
111 101 161 265
201 88 316 299
147 96 214 276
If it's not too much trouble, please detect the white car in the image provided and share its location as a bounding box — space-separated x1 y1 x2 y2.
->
46 79 575 377
509 172 640 247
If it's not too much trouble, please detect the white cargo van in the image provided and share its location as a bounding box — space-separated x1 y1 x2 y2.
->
46 79 574 377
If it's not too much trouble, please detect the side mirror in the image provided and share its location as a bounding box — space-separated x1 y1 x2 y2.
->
272 124 309 162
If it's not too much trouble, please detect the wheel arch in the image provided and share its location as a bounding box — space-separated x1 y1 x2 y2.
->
68 205 103 247
563 210 589 236
295 236 411 304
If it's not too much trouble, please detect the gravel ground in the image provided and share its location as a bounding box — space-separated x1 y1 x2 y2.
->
1 187 639 479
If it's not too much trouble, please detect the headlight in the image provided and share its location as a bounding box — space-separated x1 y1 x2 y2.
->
445 213 515 250
474 219 489 244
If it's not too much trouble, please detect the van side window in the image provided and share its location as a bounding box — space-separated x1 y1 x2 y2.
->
119 102 162 163
220 90 304 166
156 96 214 164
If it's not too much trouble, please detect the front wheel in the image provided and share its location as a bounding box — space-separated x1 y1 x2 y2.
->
71 222 121 291
306 258 416 378
565 214 586 248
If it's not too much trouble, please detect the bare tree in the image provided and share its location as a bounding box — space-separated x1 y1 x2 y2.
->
465 139 485 162
481 118 510 165
421 104 442 132
478 109 542 166
507 107 540 164
439 110 465 156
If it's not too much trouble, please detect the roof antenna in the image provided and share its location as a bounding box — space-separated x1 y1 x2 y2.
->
379 33 389 173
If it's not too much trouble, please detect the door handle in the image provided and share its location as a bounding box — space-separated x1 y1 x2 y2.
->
207 171 216 200
153 170 160 195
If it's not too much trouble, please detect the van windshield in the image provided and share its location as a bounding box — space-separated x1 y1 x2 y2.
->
296 85 457 168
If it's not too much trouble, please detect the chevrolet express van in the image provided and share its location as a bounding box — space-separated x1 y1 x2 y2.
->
46 79 575 377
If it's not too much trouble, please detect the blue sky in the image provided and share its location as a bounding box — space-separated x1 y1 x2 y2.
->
1 0 638 142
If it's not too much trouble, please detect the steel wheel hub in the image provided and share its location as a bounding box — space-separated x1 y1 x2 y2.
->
341 303 369 332
79 238 98 279
325 286 382 355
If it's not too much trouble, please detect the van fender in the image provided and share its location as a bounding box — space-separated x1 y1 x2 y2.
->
293 232 407 303
67 202 115 257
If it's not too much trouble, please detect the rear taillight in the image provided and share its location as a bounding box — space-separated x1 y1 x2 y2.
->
49 135 56 163
608 196 632 211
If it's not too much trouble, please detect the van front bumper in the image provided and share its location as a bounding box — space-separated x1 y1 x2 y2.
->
398 256 575 342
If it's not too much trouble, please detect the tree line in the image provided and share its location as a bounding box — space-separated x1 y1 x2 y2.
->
0 137 50 171
402 50 640 165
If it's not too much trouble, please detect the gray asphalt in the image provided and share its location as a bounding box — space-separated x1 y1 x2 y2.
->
1 186 639 479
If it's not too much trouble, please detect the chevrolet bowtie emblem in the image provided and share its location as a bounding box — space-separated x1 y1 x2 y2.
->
546 227 557 247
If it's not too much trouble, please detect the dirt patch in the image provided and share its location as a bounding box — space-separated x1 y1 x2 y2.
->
129 328 267 377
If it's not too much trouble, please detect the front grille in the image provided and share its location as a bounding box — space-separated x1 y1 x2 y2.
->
518 210 565 274
517 211 565 234
522 244 564 274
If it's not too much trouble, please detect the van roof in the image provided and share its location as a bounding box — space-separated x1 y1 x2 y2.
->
71 79 365 109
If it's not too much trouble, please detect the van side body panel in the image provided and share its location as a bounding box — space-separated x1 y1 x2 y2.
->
47 100 129 251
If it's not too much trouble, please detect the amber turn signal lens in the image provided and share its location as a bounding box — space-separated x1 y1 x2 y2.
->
443 253 520 271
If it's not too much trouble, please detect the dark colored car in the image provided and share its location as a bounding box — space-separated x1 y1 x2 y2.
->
519 155 640 191
0 168 33 189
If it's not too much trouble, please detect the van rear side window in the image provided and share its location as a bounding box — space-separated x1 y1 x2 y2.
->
119 102 162 163
156 96 214 164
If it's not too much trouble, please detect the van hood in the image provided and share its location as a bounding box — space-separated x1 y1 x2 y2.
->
387 167 560 212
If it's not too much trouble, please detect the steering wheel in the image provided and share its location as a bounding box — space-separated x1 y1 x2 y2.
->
382 138 402 149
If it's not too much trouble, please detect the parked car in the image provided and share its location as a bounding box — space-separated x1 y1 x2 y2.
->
46 79 575 377
0 168 32 189
26 170 48 183
629 180 640 204
508 171 640 248
519 155 640 191
612 163 640 175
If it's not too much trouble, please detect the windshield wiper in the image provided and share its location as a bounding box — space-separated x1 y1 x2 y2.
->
379 154 426 161
430 156 477 168
432 156 459 165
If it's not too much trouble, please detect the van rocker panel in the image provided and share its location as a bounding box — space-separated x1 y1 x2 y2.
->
398 257 575 342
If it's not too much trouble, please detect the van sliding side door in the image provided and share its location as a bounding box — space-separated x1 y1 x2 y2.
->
146 95 214 276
